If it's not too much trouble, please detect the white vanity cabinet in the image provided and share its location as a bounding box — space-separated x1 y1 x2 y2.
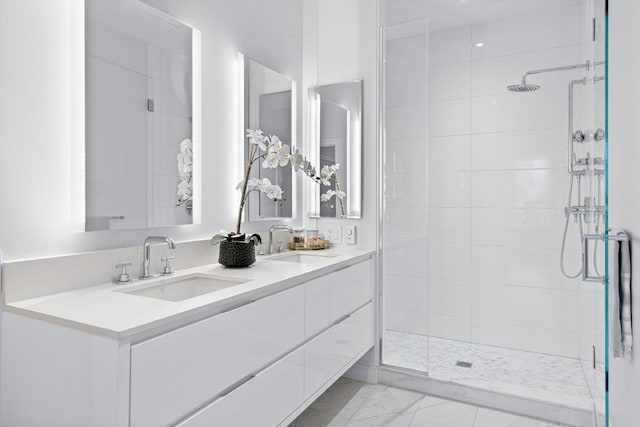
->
177 348 305 427
303 259 374 400
0 255 375 427
130 285 305 427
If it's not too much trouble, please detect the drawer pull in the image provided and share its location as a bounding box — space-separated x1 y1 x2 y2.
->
221 299 257 314
334 314 350 325
218 374 256 398
333 264 352 273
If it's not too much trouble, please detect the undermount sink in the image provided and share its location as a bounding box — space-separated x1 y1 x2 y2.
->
119 274 251 302
268 252 338 264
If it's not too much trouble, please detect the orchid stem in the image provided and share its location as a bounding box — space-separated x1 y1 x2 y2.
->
236 143 256 234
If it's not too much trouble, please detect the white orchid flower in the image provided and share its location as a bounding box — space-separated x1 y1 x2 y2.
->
262 152 280 168
246 177 268 191
276 143 291 166
335 190 346 199
177 139 194 205
265 184 283 200
290 148 304 171
247 129 268 151
321 190 336 202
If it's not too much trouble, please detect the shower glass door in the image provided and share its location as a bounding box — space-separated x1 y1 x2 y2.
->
380 19 430 374
380 1 609 425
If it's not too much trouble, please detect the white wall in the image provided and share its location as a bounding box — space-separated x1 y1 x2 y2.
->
609 1 640 425
0 0 303 262
310 0 378 249
382 3 601 359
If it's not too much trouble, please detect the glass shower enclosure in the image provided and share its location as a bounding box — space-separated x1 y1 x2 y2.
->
379 1 608 425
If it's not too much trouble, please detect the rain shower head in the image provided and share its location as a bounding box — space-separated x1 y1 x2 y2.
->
507 60 603 94
507 82 540 92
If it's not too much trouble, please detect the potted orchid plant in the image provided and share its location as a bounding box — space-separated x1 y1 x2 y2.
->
211 128 347 267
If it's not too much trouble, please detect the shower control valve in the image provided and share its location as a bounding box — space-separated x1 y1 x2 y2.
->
572 130 585 143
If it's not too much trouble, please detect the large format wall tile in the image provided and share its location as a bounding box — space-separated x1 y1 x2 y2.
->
428 26 471 67
470 5 581 60
428 135 471 172
471 128 566 171
471 169 567 209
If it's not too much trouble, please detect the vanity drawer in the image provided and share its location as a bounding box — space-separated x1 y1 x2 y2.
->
129 285 304 427
330 259 373 320
304 302 374 399
177 348 304 427
305 258 374 336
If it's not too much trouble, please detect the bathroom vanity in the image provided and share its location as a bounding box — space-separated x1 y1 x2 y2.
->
0 248 375 427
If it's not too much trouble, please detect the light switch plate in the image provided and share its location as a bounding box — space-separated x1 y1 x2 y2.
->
343 225 357 244
327 228 341 244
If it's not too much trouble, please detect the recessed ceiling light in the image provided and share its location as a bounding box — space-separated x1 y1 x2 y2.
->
476 42 484 47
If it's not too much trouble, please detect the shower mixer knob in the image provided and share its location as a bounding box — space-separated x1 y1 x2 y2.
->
572 130 585 143
594 128 605 142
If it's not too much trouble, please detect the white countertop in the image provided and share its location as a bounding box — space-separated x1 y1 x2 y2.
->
4 247 374 340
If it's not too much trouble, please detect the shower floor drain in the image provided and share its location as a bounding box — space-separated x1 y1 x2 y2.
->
455 361 473 368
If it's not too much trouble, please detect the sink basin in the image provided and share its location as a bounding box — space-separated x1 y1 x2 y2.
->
119 274 250 302
268 252 338 264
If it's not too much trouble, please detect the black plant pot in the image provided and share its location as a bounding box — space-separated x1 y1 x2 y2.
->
218 240 256 267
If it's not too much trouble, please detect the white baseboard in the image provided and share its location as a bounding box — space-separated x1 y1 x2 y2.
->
343 362 378 384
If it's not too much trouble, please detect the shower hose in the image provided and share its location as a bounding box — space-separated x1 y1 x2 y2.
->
560 174 602 279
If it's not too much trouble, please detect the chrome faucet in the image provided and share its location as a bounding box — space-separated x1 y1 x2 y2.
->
142 236 176 279
268 225 293 255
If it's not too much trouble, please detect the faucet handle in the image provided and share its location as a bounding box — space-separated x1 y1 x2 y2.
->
115 262 133 284
161 256 175 275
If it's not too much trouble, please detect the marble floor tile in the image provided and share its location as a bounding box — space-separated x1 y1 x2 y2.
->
346 411 415 427
291 378 565 427
408 401 477 427
349 386 424 421
473 407 540 427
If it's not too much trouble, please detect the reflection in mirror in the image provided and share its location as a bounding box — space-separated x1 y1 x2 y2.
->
308 80 362 218
239 54 296 220
85 0 200 231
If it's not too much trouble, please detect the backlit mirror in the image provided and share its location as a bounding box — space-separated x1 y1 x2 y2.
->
308 80 362 218
85 0 200 231
239 53 296 220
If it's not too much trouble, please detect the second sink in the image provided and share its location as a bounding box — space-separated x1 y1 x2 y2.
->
267 252 338 265
119 274 251 302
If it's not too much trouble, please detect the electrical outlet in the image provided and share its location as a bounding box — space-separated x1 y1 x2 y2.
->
343 225 357 244
326 228 341 244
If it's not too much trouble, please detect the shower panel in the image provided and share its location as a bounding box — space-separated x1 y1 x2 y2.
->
507 62 606 280
380 1 609 425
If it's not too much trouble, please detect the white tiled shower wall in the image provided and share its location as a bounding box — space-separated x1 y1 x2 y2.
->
384 3 603 360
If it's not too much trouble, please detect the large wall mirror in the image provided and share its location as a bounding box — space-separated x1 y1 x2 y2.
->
85 0 201 231
239 53 296 220
308 80 362 218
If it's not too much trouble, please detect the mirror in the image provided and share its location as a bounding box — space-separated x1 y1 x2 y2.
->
308 80 362 218
85 0 200 231
239 53 296 220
